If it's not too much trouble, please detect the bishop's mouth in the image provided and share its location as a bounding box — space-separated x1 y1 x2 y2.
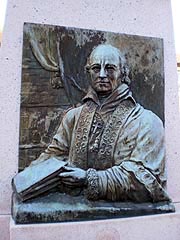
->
96 80 110 84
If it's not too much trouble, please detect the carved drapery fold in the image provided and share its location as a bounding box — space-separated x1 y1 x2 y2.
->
28 28 59 72
27 25 85 104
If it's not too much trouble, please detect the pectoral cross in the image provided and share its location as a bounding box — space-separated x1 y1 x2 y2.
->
92 121 103 134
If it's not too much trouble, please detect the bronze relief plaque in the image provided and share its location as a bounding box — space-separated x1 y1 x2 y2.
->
12 23 174 224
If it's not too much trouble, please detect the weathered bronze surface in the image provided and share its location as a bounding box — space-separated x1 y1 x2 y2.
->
12 192 175 224
19 23 165 171
12 23 174 224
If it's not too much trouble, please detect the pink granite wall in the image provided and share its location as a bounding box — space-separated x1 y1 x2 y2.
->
0 0 180 239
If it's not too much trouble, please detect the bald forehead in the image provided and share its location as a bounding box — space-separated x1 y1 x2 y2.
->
89 45 121 66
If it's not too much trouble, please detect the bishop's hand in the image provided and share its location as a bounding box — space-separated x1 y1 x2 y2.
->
59 166 87 187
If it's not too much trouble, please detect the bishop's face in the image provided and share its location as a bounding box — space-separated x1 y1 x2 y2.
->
88 46 122 95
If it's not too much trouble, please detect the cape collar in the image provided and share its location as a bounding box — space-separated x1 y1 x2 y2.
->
82 83 135 112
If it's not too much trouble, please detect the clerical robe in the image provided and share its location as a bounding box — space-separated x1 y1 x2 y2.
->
35 83 170 202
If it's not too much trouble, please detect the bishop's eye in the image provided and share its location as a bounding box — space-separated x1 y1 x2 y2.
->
105 65 116 73
91 66 101 73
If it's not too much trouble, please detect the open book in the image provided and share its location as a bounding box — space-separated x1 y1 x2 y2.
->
12 157 67 201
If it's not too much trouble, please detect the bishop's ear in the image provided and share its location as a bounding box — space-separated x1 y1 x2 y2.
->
121 65 131 85
84 57 91 74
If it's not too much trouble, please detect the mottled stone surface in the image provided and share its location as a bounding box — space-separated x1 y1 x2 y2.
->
12 192 175 224
0 216 10 240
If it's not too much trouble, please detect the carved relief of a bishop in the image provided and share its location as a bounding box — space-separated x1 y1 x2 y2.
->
28 44 170 203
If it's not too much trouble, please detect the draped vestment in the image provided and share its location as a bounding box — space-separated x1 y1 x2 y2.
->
36 84 170 202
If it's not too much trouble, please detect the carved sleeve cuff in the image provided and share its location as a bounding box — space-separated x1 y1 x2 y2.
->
86 168 99 200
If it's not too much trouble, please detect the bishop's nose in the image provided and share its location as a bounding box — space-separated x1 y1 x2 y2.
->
99 67 107 78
